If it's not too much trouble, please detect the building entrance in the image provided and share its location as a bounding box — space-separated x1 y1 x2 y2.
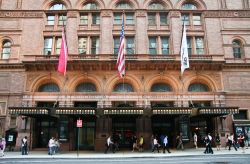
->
152 116 175 147
74 117 95 150
112 116 136 149
35 118 58 148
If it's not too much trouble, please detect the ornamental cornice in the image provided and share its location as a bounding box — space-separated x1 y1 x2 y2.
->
0 11 44 18
135 10 146 17
101 10 112 17
204 10 250 18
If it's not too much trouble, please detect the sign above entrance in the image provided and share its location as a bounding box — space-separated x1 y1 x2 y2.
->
77 119 82 128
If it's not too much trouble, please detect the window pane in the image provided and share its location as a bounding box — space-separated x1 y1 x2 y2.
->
79 37 87 54
188 83 209 92
2 41 11 59
92 13 100 24
114 37 120 54
56 38 62 54
126 13 134 24
44 38 53 55
193 14 201 25
58 15 67 25
114 13 122 24
148 13 156 26
149 37 157 55
80 14 88 25
126 37 134 55
195 37 204 55
76 82 97 92
47 15 55 25
161 37 169 55
181 14 190 25
151 83 172 92
91 37 99 54
233 40 242 58
160 13 168 25
38 83 60 92
187 37 192 55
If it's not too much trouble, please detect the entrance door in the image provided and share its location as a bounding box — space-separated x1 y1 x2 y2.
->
112 116 136 149
76 121 95 150
36 119 57 148
152 116 175 147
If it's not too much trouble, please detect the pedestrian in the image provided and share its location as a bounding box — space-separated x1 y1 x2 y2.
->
48 137 55 155
0 138 6 157
152 136 160 153
204 136 210 154
228 134 237 151
215 133 221 150
21 136 28 155
244 131 248 149
207 133 213 154
150 134 154 151
193 133 198 149
163 135 171 153
238 134 245 153
104 135 114 153
54 138 60 154
176 133 184 150
131 135 138 152
139 136 144 152
225 134 229 150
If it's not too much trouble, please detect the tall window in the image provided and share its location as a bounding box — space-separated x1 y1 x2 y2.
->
149 36 169 55
187 37 204 55
232 40 243 58
114 37 134 55
80 2 100 25
46 3 67 26
148 2 168 26
44 37 62 55
1 40 11 59
78 36 100 55
181 3 201 26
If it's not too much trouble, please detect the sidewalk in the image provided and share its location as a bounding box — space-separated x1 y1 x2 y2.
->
1 148 250 159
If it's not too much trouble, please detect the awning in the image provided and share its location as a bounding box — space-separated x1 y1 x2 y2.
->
104 108 143 115
55 107 95 115
9 107 49 115
198 107 239 116
152 107 192 115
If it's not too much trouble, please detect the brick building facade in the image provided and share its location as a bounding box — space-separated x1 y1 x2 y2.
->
0 0 250 151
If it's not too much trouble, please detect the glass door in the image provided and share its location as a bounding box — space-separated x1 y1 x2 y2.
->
76 121 95 150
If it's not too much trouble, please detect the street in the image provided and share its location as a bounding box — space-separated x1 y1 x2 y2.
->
1 155 250 164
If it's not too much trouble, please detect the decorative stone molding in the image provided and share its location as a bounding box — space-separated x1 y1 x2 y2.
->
136 10 146 17
101 10 112 17
204 10 250 18
170 11 180 18
0 11 43 18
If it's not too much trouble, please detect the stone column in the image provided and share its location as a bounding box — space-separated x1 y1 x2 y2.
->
135 10 147 54
100 10 113 54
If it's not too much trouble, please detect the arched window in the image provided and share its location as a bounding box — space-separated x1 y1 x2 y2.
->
151 83 172 92
116 2 132 9
83 2 99 10
49 3 66 10
232 40 243 58
38 83 60 92
1 40 11 59
148 2 165 10
181 3 197 10
113 83 134 92
76 82 97 92
188 83 209 92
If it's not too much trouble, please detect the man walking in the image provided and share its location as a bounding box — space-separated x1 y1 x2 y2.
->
163 135 171 153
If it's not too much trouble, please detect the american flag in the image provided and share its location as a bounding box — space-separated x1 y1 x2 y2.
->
116 13 125 78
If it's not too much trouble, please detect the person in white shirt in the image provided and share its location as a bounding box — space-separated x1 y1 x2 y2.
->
193 133 198 149
152 136 160 153
163 135 171 153
48 137 55 155
104 136 113 153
